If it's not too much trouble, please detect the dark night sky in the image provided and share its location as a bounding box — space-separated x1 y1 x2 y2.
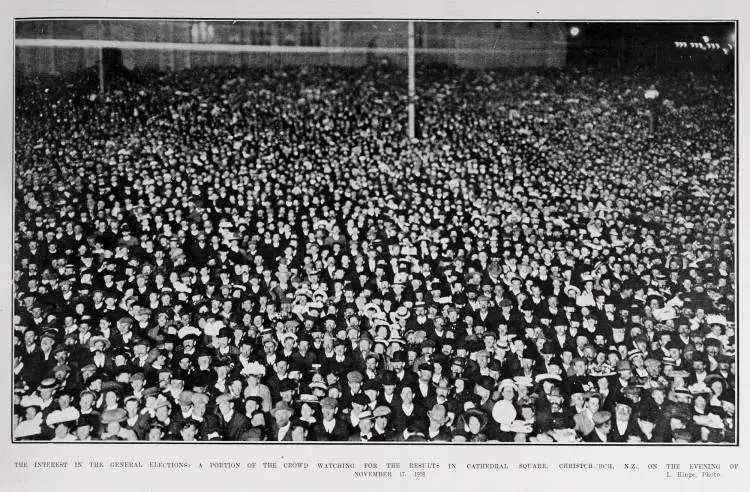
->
565 22 735 71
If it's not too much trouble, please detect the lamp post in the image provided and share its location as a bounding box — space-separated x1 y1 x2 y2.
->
407 21 416 140
644 85 660 133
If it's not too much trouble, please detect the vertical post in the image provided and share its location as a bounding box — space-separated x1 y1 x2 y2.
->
648 110 654 134
407 21 416 140
49 22 56 74
98 21 105 94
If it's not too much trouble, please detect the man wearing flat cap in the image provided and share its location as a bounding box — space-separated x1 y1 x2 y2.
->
339 370 364 410
312 397 350 441
370 405 397 441
348 409 375 442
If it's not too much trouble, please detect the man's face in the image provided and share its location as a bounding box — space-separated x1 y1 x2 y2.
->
359 417 373 434
218 399 233 415
585 395 600 413
180 424 197 441
275 361 289 375
291 426 306 441
615 404 632 422
321 406 336 421
275 409 291 427
75 425 91 440
148 428 163 441
401 386 414 404
40 337 54 352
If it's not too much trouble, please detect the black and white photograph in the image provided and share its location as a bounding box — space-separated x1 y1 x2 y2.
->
13 18 737 444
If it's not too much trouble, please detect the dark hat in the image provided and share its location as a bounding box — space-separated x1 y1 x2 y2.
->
142 387 160 399
351 394 370 407
217 327 233 339
614 395 633 408
719 390 736 405
245 395 264 407
75 414 98 429
421 339 436 349
279 379 297 393
379 371 398 386
391 351 407 363
672 429 694 442
362 379 380 392
476 376 496 392
635 407 659 423
551 415 575 430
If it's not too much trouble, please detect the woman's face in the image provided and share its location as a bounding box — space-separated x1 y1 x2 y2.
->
105 391 118 407
710 381 724 396
694 395 707 412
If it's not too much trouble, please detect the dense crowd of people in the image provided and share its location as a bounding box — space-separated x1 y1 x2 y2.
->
13 61 735 442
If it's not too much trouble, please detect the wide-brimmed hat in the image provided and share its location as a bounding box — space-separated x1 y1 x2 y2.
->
100 408 127 424
491 400 517 425
463 408 489 429
88 335 111 351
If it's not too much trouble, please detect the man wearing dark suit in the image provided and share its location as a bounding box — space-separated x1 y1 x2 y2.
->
109 317 139 351
549 323 576 355
350 338 372 375
215 393 249 441
390 351 418 389
370 406 400 442
312 397 350 441
324 341 353 377
413 363 437 403
390 385 427 434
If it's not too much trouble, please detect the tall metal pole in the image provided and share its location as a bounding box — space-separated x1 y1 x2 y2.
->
98 21 105 94
407 21 416 140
